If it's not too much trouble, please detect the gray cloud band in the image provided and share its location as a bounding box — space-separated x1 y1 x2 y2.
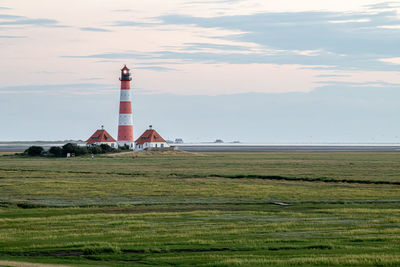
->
101 6 400 72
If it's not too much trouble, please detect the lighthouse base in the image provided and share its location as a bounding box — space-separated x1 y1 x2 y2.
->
117 141 134 150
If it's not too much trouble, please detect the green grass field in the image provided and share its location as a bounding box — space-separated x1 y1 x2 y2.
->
0 151 399 266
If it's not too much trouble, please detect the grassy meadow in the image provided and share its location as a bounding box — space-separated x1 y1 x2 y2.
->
0 151 399 266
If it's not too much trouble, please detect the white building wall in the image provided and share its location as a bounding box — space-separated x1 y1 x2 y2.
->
118 141 134 149
135 142 170 151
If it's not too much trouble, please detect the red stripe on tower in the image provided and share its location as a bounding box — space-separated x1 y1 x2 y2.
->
117 65 134 149
119 102 132 114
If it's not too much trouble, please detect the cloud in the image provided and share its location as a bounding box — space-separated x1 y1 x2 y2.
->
105 7 400 71
379 57 400 65
0 13 65 27
158 10 400 55
315 80 400 88
112 20 157 27
80 27 112 32
62 52 153 60
0 14 22 19
366 1 400 10
0 18 64 27
63 3 400 73
180 42 253 51
135 66 176 72
317 74 350 78
107 7 399 71
62 48 400 72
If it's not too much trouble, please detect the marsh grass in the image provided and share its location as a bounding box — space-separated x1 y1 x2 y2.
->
0 204 399 266
0 152 399 265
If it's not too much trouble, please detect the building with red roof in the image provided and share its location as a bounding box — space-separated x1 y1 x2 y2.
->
86 126 117 148
135 125 170 150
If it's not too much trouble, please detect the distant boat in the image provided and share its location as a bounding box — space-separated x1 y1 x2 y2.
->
214 139 224 143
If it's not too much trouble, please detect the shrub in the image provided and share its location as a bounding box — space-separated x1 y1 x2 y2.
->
88 146 102 154
62 143 78 154
100 144 114 153
75 146 88 156
118 144 130 151
62 143 88 156
59 143 117 156
48 146 63 157
25 146 44 156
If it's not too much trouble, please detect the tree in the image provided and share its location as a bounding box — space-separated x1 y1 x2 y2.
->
25 146 44 156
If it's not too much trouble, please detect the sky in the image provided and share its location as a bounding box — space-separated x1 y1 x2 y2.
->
1 0 400 143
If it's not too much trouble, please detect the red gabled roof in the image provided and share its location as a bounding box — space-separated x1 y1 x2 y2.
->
135 129 166 145
86 129 116 145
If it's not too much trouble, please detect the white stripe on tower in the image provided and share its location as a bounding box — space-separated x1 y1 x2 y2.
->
120 89 131 102
118 114 133 125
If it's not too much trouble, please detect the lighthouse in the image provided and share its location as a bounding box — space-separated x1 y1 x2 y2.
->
117 65 134 149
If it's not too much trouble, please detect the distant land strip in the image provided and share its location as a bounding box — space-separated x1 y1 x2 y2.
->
3 144 400 153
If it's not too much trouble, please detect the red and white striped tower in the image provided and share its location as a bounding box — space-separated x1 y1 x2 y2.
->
117 65 134 149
